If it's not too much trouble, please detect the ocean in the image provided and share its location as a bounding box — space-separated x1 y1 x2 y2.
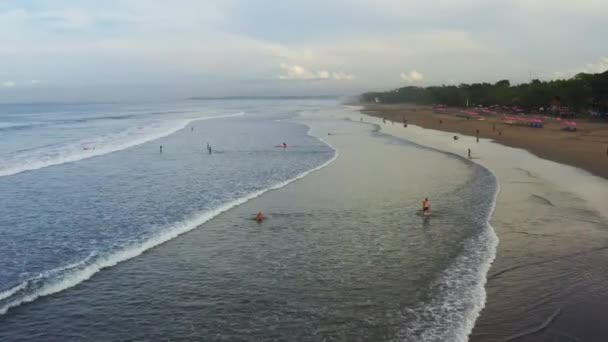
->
0 100 497 341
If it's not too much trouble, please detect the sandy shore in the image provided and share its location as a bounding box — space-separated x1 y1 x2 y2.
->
359 107 608 341
362 104 608 180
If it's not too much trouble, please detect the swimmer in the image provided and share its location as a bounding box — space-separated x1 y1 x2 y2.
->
255 212 264 222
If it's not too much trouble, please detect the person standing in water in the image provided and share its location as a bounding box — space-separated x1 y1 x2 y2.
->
206 142 212 155
422 198 431 214
160 145 163 153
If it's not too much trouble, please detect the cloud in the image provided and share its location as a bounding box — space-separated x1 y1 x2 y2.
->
0 1 606 100
581 57 608 74
278 63 354 81
2 81 16 88
553 57 608 79
400 70 424 83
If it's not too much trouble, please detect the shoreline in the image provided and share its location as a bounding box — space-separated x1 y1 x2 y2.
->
358 107 608 341
1 105 498 341
361 103 608 180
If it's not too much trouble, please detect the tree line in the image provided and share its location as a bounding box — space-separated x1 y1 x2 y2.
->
360 70 608 115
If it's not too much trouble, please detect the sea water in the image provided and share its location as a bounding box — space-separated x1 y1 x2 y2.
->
0 100 497 341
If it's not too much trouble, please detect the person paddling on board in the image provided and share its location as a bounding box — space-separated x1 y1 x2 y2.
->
255 212 264 222
422 198 431 215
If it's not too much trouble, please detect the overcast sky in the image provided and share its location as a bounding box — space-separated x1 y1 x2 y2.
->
1 0 607 101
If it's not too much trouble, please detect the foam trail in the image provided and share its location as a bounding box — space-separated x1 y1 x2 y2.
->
0 137 338 316
0 283 27 302
0 112 244 178
358 111 500 341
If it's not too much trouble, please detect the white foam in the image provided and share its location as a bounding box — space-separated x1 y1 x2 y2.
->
0 112 244 178
399 177 499 342
0 134 338 316
0 283 27 302
351 110 500 341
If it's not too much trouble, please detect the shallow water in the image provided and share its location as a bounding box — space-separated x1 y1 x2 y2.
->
367 113 608 341
0 102 497 341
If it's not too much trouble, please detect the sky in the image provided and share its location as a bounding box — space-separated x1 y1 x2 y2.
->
0 0 607 101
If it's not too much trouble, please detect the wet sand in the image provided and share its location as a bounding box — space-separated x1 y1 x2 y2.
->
362 104 608 180
361 110 608 341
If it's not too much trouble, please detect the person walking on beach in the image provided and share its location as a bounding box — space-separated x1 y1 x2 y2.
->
476 129 480 143
468 148 472 159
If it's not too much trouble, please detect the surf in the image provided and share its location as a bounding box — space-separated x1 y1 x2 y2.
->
0 112 244 178
357 111 500 341
0 126 338 316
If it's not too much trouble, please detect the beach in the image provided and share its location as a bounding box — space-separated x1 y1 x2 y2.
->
2 100 607 341
361 104 608 341
362 104 608 180
1 101 497 341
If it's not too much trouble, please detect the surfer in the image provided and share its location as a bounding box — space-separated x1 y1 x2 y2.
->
255 212 264 222
422 198 431 215
282 142 287 149
206 142 212 155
